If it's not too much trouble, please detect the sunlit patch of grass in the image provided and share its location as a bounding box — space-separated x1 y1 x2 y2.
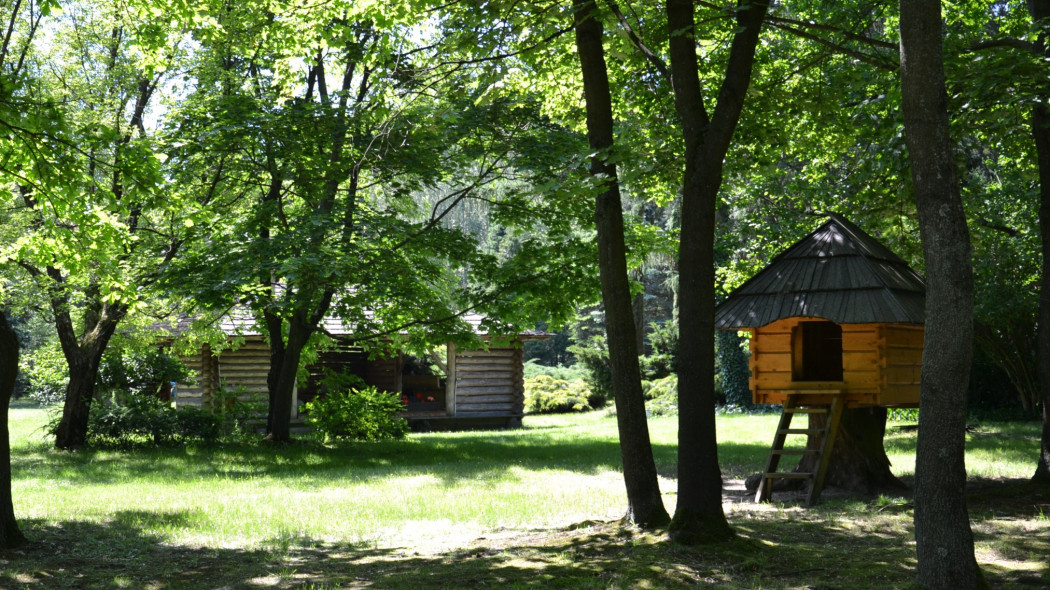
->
4 405 1045 589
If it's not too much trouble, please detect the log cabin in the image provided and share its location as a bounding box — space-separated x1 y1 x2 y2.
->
174 313 544 430
714 214 926 503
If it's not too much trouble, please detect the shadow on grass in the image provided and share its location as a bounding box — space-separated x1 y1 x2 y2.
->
10 430 772 488
0 511 920 590
2 480 1046 589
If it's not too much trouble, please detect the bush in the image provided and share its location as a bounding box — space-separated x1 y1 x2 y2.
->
641 321 678 380
524 375 593 414
74 392 180 447
46 391 248 448
643 375 678 416
303 386 408 442
522 360 588 382
567 335 611 409
174 406 227 444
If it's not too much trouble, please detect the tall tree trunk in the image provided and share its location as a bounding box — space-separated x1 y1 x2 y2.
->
899 1 983 587
1028 0 1050 484
665 0 766 544
572 0 670 528
0 312 26 549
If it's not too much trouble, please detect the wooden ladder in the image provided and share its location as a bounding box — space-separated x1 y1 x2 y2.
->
755 394 845 506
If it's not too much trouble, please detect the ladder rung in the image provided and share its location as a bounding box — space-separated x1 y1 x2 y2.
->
764 472 814 480
772 449 819 455
779 428 825 435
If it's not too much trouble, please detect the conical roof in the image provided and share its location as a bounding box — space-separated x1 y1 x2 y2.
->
714 215 926 329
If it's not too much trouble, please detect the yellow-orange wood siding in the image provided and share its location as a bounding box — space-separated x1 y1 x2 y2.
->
748 318 922 408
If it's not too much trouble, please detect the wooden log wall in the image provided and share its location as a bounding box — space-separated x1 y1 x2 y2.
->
878 324 923 407
453 346 524 418
215 338 270 405
749 318 920 407
176 344 218 407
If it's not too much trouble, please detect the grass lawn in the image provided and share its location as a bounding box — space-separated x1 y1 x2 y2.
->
2 403 1048 589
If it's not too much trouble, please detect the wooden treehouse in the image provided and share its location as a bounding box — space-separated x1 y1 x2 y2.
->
714 215 925 505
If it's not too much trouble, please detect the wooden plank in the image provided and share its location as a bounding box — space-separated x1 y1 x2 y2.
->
842 352 879 372
455 378 513 387
456 359 516 368
457 386 514 396
841 332 879 351
754 373 794 389
885 366 921 385
452 394 514 403
885 346 923 366
886 328 924 348
752 351 792 373
752 336 792 354
457 351 517 360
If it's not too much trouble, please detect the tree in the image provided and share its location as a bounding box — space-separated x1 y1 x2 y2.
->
0 312 25 549
2 1 187 450
169 1 596 442
1027 0 1050 484
571 0 670 528
662 0 767 543
899 0 983 587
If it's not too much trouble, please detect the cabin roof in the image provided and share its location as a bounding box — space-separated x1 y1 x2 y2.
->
714 214 926 329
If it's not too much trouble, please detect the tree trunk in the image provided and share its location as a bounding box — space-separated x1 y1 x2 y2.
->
899 1 983 587
1028 0 1050 484
572 0 670 528
53 354 106 450
53 313 122 451
665 0 766 544
266 316 311 443
788 408 907 494
0 312 26 549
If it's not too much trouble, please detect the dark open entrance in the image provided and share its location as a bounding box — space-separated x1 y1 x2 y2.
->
793 320 844 381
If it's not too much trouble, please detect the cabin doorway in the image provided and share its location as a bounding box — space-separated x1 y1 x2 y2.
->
793 320 844 382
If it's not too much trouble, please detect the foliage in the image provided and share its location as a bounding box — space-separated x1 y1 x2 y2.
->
97 348 189 398
566 334 611 409
643 375 678 417
522 323 575 367
523 375 593 414
303 386 408 442
639 320 677 380
20 341 67 406
521 360 587 382
716 331 751 408
22 344 188 407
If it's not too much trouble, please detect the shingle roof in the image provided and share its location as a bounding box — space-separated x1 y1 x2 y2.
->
714 215 926 329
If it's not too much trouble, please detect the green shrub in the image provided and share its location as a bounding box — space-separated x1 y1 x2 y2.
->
303 386 408 442
522 360 588 382
174 406 227 443
78 392 179 447
566 336 611 409
524 375 593 414
643 375 678 416
641 321 678 380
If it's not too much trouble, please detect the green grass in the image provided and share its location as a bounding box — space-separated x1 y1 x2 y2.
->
2 403 1047 589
